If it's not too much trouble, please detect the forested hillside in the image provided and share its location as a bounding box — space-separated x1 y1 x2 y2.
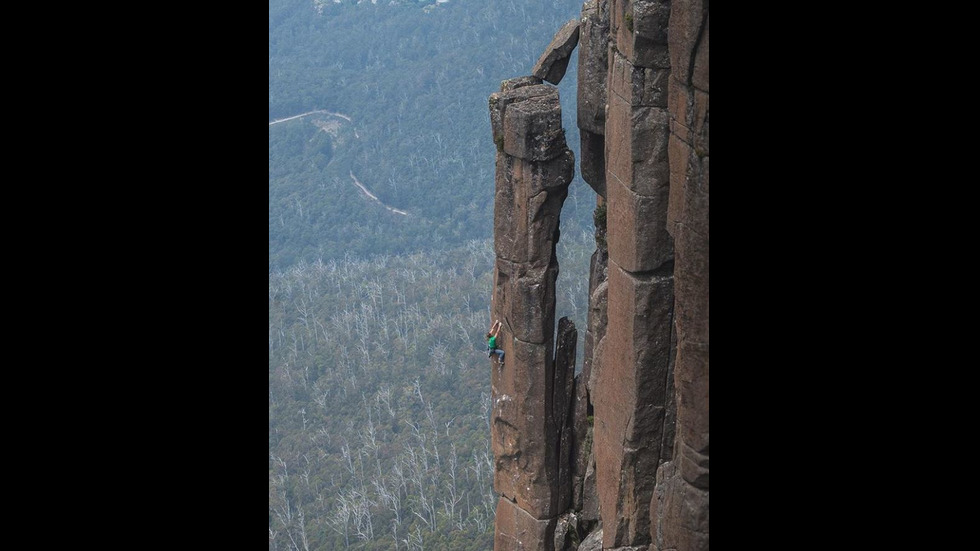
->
269 0 594 268
269 232 593 550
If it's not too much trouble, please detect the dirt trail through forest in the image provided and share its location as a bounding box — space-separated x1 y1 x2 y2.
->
268 109 352 126
350 172 409 216
270 110 408 216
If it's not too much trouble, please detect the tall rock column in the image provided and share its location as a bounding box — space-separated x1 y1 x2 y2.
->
593 0 676 548
651 1 709 550
488 77 576 551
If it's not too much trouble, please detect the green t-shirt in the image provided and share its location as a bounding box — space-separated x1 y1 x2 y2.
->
488 335 497 349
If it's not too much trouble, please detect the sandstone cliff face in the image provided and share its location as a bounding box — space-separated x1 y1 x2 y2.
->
488 1 707 550
655 1 708 549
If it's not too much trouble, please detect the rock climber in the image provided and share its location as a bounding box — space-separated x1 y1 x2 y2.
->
486 319 505 365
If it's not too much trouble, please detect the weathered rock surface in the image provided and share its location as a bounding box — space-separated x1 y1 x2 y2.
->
489 77 575 536
495 497 559 551
594 261 674 548
532 20 581 85
577 528 603 551
605 47 672 273
605 168 672 273
650 459 709 551
581 445 600 523
503 75 546 92
489 84 570 162
570 370 592 513
489 84 565 161
577 0 609 197
554 317 578 514
591 1 676 548
579 129 606 197
489 0 707 549
654 0 709 549
611 0 671 69
582 243 608 389
553 511 581 551
577 0 609 136
490 335 559 518
493 152 575 271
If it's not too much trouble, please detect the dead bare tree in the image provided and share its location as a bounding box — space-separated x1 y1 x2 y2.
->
443 444 464 530
340 439 355 475
373 477 402 526
295 503 311 551
325 499 351 550
269 526 279 551
481 390 491 429
402 524 424 551
363 412 381 476
376 384 396 418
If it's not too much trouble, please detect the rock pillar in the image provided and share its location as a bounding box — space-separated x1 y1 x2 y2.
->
651 1 709 550
489 78 576 550
593 0 676 548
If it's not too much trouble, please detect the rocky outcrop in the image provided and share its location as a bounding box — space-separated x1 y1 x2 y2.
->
553 511 581 551
593 1 675 547
654 1 709 549
489 1 708 549
532 20 581 85
554 317 578 515
494 497 559 551
488 77 576 545
577 0 609 198
577 528 603 551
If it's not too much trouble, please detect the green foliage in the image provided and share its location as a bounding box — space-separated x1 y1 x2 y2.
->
269 0 595 270
270 230 595 550
593 202 606 228
270 241 500 550
625 12 634 33
593 202 607 251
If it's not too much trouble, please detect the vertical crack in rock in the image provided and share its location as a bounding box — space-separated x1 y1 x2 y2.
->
686 7 709 88
553 317 578 517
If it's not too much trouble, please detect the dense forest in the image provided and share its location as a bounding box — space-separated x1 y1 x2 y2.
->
270 1 596 549
269 233 592 550
269 0 595 268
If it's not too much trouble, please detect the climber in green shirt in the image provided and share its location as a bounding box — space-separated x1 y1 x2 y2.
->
487 319 505 364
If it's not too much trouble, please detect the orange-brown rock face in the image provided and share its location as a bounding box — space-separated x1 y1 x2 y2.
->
488 77 575 546
493 497 559 551
653 1 709 550
577 0 609 198
489 0 707 549
593 1 676 548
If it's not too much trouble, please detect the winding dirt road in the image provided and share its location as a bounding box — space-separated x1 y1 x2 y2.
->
350 172 409 216
270 110 408 216
268 109 352 126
